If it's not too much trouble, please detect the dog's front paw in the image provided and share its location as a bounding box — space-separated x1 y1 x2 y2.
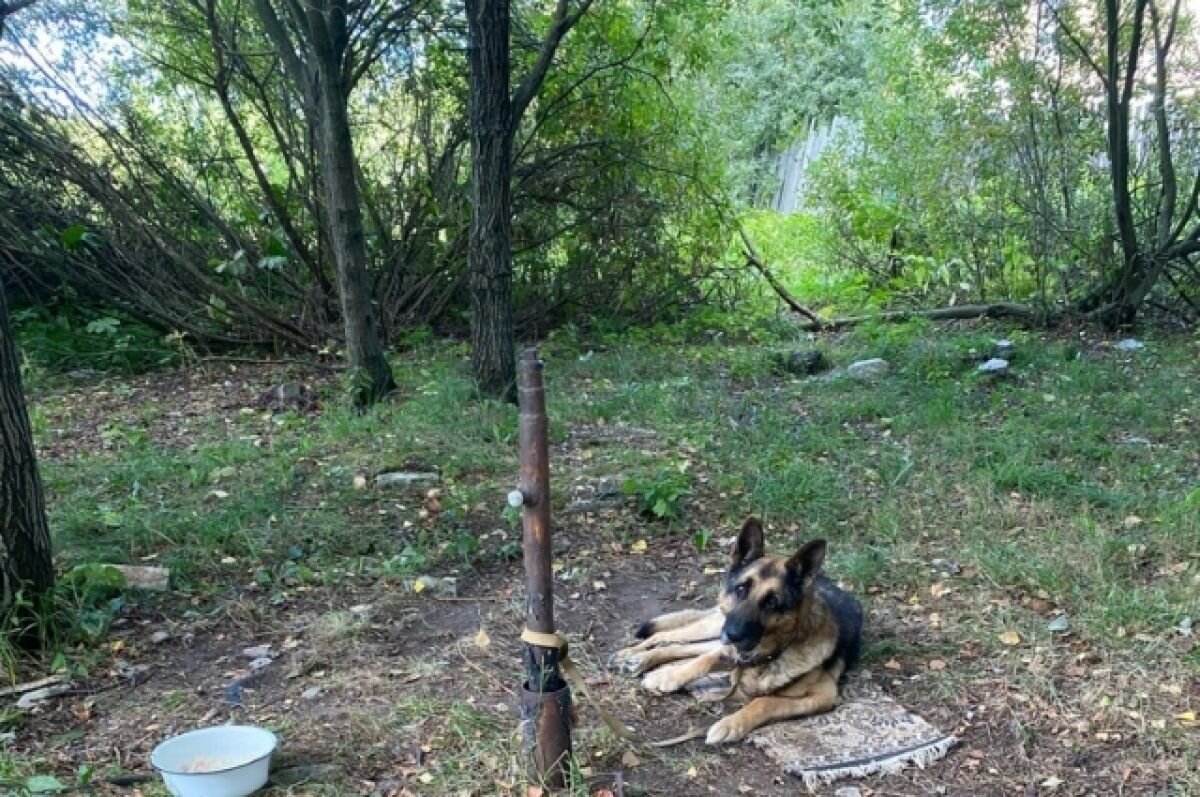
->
608 646 652 675
641 664 687 694
705 714 749 745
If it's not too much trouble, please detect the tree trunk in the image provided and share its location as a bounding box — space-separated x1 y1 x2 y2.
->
1098 0 1149 326
466 0 517 403
0 286 54 625
313 66 396 405
249 0 395 405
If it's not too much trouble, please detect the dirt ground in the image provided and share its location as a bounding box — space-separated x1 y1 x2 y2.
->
9 359 1199 796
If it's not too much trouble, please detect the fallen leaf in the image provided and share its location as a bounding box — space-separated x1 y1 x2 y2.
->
928 659 947 671
593 790 616 797
999 630 1022 646
930 582 953 599
474 628 491 649
883 658 902 670
1176 710 1197 727
629 540 648 554
418 773 434 785
1041 776 1063 789
686 767 698 778
620 751 641 767
592 580 607 591
412 579 426 594
352 474 368 489
527 787 545 797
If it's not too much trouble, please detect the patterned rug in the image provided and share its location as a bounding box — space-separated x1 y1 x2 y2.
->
688 674 957 790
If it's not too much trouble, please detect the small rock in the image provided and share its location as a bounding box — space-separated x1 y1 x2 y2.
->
835 788 863 797
818 367 848 382
116 662 152 682
270 764 344 787
258 382 315 412
977 357 1009 375
776 350 831 377
150 631 170 644
248 657 273 673
930 558 962 575
1047 616 1071 633
276 382 303 402
1115 338 1145 351
375 471 441 489
243 645 272 659
1177 617 1193 637
846 358 891 380
301 686 323 700
15 683 70 710
110 565 170 592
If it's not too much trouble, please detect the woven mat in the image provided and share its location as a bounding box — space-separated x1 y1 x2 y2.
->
689 675 957 790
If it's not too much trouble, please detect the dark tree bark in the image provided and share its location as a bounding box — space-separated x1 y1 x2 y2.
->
0 0 52 639
251 0 396 405
313 44 396 404
466 0 516 402
0 285 54 620
465 0 593 401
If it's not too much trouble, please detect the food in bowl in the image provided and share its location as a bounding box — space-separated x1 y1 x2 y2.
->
150 725 277 797
179 756 241 773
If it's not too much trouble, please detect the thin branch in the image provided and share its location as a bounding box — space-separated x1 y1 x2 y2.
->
739 227 823 327
1048 3 1108 86
511 0 595 125
251 0 309 90
1171 173 1200 241
1148 0 1177 248
1121 0 1149 108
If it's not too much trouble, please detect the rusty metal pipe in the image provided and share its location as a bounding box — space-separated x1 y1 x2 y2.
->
516 347 571 788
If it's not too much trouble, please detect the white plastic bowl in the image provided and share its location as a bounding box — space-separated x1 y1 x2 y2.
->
150 725 277 797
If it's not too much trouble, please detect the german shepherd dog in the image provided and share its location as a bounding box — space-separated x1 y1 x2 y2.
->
611 518 862 744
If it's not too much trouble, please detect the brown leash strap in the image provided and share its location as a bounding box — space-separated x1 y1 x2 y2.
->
520 628 712 747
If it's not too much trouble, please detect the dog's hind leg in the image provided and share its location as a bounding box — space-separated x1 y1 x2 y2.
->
704 668 838 745
634 607 720 640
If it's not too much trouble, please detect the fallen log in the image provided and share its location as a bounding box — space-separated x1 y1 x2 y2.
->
797 302 1042 330
737 225 1049 330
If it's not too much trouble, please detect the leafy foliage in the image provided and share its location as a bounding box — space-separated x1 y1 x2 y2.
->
623 467 692 522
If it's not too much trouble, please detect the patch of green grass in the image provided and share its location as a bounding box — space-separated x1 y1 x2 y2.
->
389 697 527 795
26 323 1200 685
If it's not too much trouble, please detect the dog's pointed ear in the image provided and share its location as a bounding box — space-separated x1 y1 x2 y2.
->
730 517 765 569
786 539 827 587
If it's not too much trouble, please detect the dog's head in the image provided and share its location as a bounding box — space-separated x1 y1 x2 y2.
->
718 517 826 666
